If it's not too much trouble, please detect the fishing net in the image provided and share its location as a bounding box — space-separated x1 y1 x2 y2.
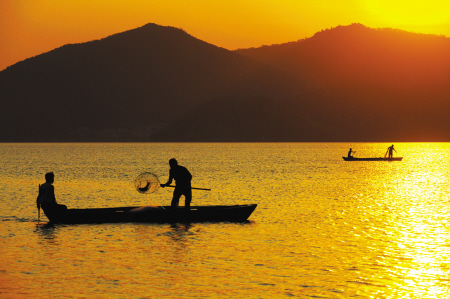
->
134 172 161 194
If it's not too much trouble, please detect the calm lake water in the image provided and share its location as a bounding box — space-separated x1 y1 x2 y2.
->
1 143 450 298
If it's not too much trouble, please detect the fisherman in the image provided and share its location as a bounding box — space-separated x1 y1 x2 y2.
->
36 172 67 217
161 159 192 209
387 144 397 158
347 148 355 158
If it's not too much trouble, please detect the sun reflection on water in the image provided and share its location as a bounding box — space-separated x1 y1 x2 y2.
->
360 143 450 297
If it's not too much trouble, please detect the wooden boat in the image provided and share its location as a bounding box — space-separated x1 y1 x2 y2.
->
43 204 257 224
343 157 403 161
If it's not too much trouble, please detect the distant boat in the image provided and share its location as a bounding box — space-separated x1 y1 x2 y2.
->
42 204 257 224
343 157 403 161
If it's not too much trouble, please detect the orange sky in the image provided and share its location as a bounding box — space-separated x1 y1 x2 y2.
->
1 0 450 71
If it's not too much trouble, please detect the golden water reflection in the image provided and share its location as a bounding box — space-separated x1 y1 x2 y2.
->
342 143 450 297
1 143 450 298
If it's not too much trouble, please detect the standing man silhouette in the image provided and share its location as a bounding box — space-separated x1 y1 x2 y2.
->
161 159 192 209
387 144 397 158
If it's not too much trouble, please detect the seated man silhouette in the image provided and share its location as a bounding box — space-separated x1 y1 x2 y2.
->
347 148 355 158
37 172 67 216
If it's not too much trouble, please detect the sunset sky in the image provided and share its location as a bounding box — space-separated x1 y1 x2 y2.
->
1 0 449 71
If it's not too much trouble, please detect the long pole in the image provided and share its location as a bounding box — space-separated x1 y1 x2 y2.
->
162 185 211 191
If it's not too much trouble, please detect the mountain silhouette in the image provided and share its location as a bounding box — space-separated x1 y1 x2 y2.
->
1 23 449 141
0 23 293 141
232 23 450 141
236 23 450 90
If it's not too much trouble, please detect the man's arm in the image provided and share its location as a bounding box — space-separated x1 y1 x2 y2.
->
161 171 173 187
50 185 57 203
163 177 173 186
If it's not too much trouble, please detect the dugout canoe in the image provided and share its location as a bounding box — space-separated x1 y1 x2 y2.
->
342 157 403 161
43 204 257 224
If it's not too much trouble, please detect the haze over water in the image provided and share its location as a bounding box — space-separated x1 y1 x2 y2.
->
1 143 450 298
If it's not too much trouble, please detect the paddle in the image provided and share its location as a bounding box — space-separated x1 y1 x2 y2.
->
37 184 41 222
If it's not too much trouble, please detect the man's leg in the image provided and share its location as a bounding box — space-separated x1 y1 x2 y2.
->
171 190 181 208
184 189 192 210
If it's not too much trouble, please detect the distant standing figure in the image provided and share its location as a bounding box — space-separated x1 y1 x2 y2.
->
348 148 355 158
387 144 397 158
161 159 192 209
36 172 67 216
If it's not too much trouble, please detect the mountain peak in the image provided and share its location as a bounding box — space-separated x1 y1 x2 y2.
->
105 23 189 40
312 23 368 37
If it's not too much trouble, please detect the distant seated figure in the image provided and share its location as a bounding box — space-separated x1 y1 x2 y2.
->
347 148 355 158
36 172 67 214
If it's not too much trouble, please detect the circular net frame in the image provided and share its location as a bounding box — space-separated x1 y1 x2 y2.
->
134 172 160 194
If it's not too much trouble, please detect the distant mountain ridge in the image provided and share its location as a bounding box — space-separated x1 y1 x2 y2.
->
0 23 294 141
1 23 449 142
232 24 450 141
236 23 450 89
